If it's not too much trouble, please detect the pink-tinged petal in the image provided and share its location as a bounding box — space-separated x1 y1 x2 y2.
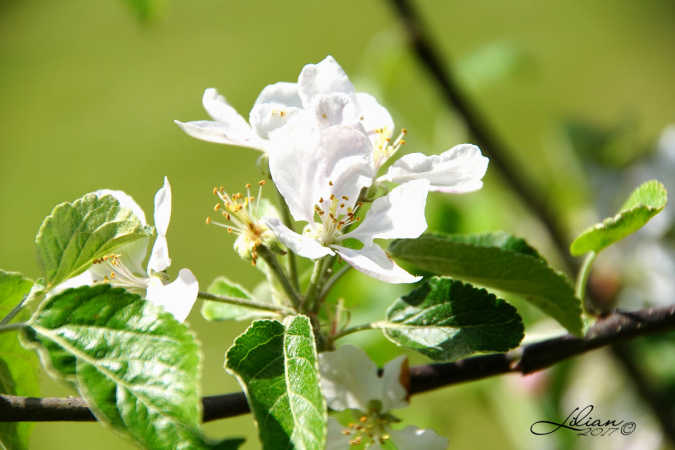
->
174 120 266 150
380 144 488 193
145 268 198 323
298 56 355 107
342 179 429 245
268 116 373 223
388 426 448 450
264 217 334 259
332 244 421 284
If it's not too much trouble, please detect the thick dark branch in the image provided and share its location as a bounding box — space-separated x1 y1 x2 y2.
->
2 304 673 423
387 0 575 271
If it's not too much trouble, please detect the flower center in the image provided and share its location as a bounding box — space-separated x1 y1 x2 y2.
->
372 127 407 170
308 182 362 245
92 254 150 292
206 180 270 264
339 411 394 447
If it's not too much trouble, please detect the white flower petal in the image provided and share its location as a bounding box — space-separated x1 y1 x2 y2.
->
202 88 251 130
388 426 448 450
326 417 351 450
268 117 373 223
148 235 170 273
298 56 355 107
249 102 300 139
355 92 394 137
380 144 488 193
147 177 172 273
174 120 266 150
380 355 410 411
313 93 354 128
50 270 95 296
145 268 198 322
95 189 149 272
318 345 384 412
342 180 429 245
253 81 302 109
264 217 334 259
333 244 421 284
153 176 171 236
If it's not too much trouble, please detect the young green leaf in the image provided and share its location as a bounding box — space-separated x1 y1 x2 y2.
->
570 180 668 256
0 271 39 450
35 193 152 288
225 315 326 450
381 277 524 361
389 232 583 336
21 284 223 449
201 276 277 321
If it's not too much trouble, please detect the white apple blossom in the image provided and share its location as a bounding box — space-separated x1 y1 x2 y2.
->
320 345 448 450
173 56 393 157
264 114 428 284
54 177 199 322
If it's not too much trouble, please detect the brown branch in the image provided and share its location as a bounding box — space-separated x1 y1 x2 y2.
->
2 304 673 423
387 0 576 272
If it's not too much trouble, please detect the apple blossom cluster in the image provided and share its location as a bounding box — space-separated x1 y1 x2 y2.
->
172 55 489 449
176 56 488 284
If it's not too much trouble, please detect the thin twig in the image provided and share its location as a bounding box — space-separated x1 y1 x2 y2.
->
0 295 29 326
196 291 290 314
3 304 673 422
388 0 576 272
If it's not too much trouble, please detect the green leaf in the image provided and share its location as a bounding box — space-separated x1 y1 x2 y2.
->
201 276 277 322
571 180 668 255
389 232 583 336
35 193 152 288
21 284 221 449
0 271 39 450
225 315 326 450
382 277 524 361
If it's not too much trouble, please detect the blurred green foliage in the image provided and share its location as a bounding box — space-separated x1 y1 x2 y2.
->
1 0 674 448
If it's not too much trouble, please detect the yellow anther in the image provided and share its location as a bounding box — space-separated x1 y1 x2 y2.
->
322 113 327 119
341 195 349 200
259 180 266 186
214 204 221 211
212 187 218 195
341 429 352 436
205 217 212 224
109 272 115 279
329 180 334 186
401 128 408 134
359 415 368 423
245 183 251 189
400 139 406 145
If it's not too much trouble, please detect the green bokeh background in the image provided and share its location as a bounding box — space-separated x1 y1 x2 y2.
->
1 0 674 448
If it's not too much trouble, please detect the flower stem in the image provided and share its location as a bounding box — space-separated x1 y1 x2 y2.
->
304 257 329 313
319 263 352 303
0 295 29 326
0 322 28 334
197 291 291 314
576 251 597 312
258 245 302 311
332 322 378 340
274 184 300 292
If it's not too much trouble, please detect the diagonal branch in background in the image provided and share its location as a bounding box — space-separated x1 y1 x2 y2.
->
2 304 674 423
388 0 575 272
